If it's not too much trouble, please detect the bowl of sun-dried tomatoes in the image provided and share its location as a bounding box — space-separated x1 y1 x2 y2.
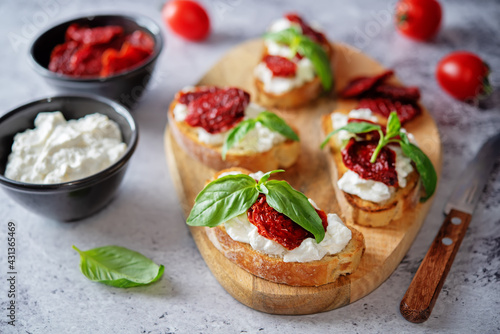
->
29 14 163 108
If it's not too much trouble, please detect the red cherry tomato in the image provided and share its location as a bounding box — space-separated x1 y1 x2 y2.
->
436 51 492 101
395 0 442 41
162 0 210 41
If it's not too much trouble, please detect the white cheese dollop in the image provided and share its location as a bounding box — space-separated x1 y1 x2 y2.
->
224 210 351 263
5 111 126 184
330 108 379 144
254 58 316 94
332 109 415 202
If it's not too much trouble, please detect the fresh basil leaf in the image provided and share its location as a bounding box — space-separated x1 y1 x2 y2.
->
222 119 256 160
297 37 333 91
187 174 259 227
263 27 300 45
264 180 325 243
72 245 164 288
256 111 299 141
321 122 382 148
257 169 285 189
400 141 437 202
386 111 401 138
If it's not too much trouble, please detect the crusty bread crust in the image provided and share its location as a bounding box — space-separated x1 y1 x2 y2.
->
205 168 365 287
254 76 324 109
253 44 334 109
167 93 300 172
321 111 421 227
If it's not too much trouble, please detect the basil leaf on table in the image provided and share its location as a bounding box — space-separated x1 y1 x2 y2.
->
400 140 438 201
187 174 259 227
256 111 299 141
264 180 325 243
72 245 164 288
321 121 382 148
222 119 257 160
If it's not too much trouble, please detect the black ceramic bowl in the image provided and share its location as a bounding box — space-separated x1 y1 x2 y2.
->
29 14 163 108
0 95 138 221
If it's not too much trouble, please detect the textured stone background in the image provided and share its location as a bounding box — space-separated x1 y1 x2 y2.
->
0 0 499 333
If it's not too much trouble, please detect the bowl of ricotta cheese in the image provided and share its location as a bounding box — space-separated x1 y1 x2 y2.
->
0 95 138 221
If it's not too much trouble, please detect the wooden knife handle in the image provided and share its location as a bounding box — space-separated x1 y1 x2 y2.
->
400 209 472 323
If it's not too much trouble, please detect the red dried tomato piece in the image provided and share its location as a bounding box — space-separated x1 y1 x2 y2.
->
340 70 394 98
342 138 399 187
48 41 80 74
66 24 124 45
357 98 421 124
247 194 328 250
372 84 421 102
285 13 328 45
126 30 155 53
263 55 297 77
69 44 111 76
185 88 250 134
178 87 221 105
100 41 152 77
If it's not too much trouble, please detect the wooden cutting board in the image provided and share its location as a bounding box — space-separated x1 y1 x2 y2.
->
164 40 442 315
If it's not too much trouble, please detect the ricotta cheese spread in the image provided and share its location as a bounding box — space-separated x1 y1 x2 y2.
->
216 172 352 263
5 111 127 184
331 109 415 203
254 57 316 95
173 89 286 150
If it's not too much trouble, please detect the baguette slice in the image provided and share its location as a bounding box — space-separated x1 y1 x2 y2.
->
321 110 421 227
168 92 300 172
203 168 365 287
253 44 334 109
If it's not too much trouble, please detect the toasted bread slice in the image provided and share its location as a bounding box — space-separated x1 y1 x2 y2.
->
254 76 324 109
321 111 421 227
253 44 334 109
168 97 300 172
203 168 365 287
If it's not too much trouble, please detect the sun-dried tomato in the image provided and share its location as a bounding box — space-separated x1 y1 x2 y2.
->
65 24 124 45
48 41 80 74
49 24 154 78
247 194 328 250
342 138 399 187
185 88 249 134
263 55 297 77
371 84 421 102
340 70 394 98
178 87 222 105
357 98 421 124
285 13 328 45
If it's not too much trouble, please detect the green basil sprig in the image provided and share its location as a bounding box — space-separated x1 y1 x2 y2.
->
73 245 164 288
263 27 333 91
222 111 299 160
321 112 437 201
187 170 325 243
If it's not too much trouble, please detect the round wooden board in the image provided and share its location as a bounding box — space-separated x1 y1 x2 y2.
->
164 40 442 315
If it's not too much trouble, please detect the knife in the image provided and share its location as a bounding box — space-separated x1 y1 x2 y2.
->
400 131 500 323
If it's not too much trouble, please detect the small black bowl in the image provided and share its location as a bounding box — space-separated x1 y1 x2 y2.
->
29 14 163 108
0 95 138 221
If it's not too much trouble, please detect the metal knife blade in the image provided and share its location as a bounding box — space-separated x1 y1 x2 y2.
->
401 131 500 323
444 131 500 215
